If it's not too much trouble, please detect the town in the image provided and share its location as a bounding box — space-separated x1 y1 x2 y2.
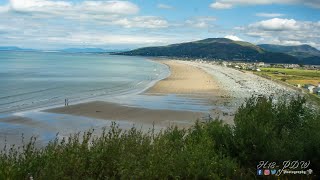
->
192 59 320 97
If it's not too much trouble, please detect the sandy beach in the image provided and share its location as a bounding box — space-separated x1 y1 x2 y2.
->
43 59 298 127
46 101 205 128
44 60 219 127
145 60 225 96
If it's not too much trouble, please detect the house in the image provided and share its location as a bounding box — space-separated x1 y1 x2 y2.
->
305 85 316 93
313 87 320 94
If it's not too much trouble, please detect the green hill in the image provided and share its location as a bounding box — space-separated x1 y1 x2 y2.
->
258 44 320 65
258 44 320 58
116 38 309 64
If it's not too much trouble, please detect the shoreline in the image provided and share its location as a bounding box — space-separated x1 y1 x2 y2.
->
44 59 223 127
144 59 227 97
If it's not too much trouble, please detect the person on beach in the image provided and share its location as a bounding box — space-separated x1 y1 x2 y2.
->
64 99 67 106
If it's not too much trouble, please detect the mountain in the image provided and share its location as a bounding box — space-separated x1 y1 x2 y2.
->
59 48 109 53
258 44 320 58
258 44 320 65
0 46 34 51
116 38 303 64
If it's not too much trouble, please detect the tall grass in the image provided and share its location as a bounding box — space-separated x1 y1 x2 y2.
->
0 96 319 179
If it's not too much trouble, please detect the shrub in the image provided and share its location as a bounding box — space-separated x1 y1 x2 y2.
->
0 96 319 179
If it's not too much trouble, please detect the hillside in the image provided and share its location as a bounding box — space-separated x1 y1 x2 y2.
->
0 46 34 51
258 44 320 65
258 44 320 58
116 38 307 64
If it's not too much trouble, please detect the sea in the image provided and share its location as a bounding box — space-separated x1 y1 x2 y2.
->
0 51 168 114
0 51 212 147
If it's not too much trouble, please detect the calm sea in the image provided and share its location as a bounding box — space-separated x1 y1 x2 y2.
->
0 51 169 114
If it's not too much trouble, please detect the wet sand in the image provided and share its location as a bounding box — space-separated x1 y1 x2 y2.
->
44 60 221 127
46 101 206 128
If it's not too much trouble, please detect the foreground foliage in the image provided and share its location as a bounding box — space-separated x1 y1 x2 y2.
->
0 96 319 179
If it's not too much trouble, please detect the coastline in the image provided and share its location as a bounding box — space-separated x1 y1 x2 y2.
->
144 59 227 97
44 59 222 127
0 57 301 148
46 58 297 126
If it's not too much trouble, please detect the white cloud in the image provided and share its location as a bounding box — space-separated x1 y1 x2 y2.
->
64 33 172 46
111 16 169 29
185 16 216 28
242 18 320 49
224 35 243 41
0 0 174 48
256 13 284 17
249 18 299 31
6 0 139 15
210 2 232 9
157 3 174 9
209 0 320 9
0 0 169 29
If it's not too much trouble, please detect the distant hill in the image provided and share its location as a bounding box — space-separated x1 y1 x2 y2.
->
59 48 109 53
258 44 320 65
116 38 307 64
0 46 34 51
258 44 320 58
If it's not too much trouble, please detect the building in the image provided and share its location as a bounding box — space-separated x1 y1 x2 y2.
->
313 87 320 94
305 84 316 93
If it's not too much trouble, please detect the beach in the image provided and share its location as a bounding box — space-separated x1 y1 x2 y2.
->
45 60 222 127
46 101 205 128
44 59 298 127
145 60 225 96
0 57 300 148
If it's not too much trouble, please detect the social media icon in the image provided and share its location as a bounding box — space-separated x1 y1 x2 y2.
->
257 169 263 176
264 169 270 175
271 169 277 175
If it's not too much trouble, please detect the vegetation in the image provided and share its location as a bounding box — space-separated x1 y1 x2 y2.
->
255 67 320 105
256 67 320 89
258 44 320 59
0 96 319 179
115 38 311 64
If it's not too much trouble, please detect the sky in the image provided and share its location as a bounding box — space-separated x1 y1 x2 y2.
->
0 0 319 50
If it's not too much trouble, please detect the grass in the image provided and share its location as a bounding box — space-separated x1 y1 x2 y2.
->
258 67 320 86
0 96 319 179
255 67 320 105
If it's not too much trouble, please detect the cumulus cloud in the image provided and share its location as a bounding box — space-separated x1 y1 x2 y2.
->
210 2 232 9
6 0 139 15
157 4 174 9
62 33 173 46
185 16 216 28
241 18 320 48
224 35 243 41
255 13 284 18
0 0 174 48
111 16 169 29
0 0 170 29
249 18 299 31
209 0 320 9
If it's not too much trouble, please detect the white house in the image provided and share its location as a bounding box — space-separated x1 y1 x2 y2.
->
313 87 320 94
307 85 316 93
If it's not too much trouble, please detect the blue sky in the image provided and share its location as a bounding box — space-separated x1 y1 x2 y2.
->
0 0 319 49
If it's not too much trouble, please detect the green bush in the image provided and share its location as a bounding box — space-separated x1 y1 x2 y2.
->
0 96 319 179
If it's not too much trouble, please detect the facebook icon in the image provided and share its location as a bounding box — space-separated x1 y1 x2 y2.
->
257 169 263 176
